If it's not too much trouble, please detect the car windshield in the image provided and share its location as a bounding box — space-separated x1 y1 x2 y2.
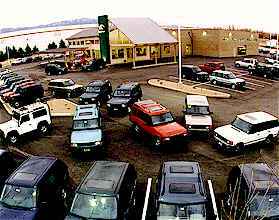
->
231 117 253 134
73 119 99 130
63 80 75 87
12 111 20 121
186 105 210 115
249 194 279 218
226 72 236 79
113 89 130 97
70 193 117 219
151 112 174 126
157 202 206 220
193 67 202 73
86 86 100 93
0 184 37 209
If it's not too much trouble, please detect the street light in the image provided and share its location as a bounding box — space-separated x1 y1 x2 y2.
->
178 25 182 84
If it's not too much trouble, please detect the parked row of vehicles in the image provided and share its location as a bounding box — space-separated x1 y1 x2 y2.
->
0 151 277 219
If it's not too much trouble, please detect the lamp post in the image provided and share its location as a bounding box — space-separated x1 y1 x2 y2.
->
178 25 182 84
277 34 278 61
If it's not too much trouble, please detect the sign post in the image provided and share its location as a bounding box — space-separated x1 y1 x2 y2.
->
98 15 110 64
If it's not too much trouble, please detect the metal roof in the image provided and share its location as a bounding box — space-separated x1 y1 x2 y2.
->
66 27 98 40
110 17 178 45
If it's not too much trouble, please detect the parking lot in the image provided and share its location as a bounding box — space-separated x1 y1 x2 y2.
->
1 55 279 219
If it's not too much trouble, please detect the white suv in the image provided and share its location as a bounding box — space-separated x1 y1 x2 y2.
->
209 70 246 89
235 58 258 69
213 111 279 152
0 102 52 145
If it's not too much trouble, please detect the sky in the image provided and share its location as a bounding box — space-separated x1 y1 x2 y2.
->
1 0 279 33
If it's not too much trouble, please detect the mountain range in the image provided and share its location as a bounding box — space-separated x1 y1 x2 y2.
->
0 18 98 34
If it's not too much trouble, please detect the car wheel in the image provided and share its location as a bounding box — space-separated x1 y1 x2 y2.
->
107 94 111 100
47 72 51 76
67 92 71 98
13 101 20 108
152 137 161 149
38 123 50 135
97 101 101 106
35 97 41 103
235 143 244 153
127 107 131 113
263 74 268 78
213 80 217 85
7 132 19 145
265 135 274 146
133 124 140 134
231 84 236 89
58 71 62 75
52 90 56 97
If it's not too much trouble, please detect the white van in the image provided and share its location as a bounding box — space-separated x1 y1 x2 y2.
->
184 95 213 133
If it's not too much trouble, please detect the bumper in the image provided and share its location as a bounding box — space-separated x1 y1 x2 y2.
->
69 143 104 153
107 105 129 113
213 137 236 151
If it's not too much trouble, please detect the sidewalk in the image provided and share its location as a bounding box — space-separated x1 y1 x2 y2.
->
148 79 231 98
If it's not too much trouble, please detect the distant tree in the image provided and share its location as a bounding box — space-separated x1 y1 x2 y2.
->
4 47 11 60
17 47 25 58
32 45 39 54
47 42 57 50
25 44 32 56
0 51 5 62
59 39 67 48
11 46 17 58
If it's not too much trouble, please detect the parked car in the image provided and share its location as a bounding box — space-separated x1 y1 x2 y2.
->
48 79 84 98
11 58 24 66
181 65 209 82
198 61 225 73
45 63 68 75
65 161 137 220
0 73 19 85
213 111 279 153
224 163 279 219
0 149 17 191
0 102 52 144
79 80 112 105
70 104 104 153
129 100 187 149
22 57 33 63
81 58 106 71
248 63 275 79
0 79 34 95
4 83 44 108
107 82 142 114
0 156 69 220
0 75 25 90
234 58 258 69
184 95 213 134
209 70 246 89
152 161 211 220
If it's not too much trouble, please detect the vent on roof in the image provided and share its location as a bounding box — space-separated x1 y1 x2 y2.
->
149 106 163 112
79 105 95 109
170 166 194 173
140 100 155 105
244 114 257 121
86 179 115 190
14 172 37 181
79 112 93 116
169 183 196 194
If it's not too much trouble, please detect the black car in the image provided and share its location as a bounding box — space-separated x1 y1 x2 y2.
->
0 156 69 220
0 149 17 191
5 83 44 108
45 63 68 75
181 65 209 82
82 58 105 71
0 79 33 95
248 63 274 79
0 76 25 90
107 82 142 114
224 163 279 219
48 79 84 98
152 161 212 220
65 161 137 220
79 80 112 105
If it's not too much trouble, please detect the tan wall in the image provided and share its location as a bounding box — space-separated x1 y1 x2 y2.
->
110 29 133 44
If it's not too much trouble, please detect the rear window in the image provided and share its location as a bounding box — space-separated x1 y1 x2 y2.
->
33 108 47 118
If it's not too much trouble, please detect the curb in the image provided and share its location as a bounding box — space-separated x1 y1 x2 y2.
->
148 79 231 98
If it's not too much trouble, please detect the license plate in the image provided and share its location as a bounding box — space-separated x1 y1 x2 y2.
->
84 149 90 152
85 102 88 104
218 142 222 146
114 108 118 111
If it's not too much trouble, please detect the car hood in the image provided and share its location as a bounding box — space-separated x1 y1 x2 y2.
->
0 205 37 220
107 97 130 105
67 85 83 90
80 93 99 99
185 115 212 126
197 71 208 76
214 125 248 143
71 129 102 143
153 122 187 137
3 92 15 98
231 78 245 83
0 120 17 132
0 88 11 95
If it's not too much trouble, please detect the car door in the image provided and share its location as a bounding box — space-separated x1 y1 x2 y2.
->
18 114 34 135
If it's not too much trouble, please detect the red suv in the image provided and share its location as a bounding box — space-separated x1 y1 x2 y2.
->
129 100 187 149
198 61 225 73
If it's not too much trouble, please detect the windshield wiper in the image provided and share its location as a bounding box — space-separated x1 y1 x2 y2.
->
69 212 88 220
0 201 31 210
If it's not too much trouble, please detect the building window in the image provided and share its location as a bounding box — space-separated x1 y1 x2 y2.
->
73 41 76 45
136 47 147 56
112 49 124 59
151 47 157 56
127 48 133 58
164 46 170 54
81 41 84 45
69 42 72 45
77 41 80 45
202 31 207 36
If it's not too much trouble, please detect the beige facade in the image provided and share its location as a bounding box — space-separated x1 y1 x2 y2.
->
165 28 260 58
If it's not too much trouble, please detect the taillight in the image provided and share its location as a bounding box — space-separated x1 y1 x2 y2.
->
185 124 189 128
209 125 213 130
229 141 233 146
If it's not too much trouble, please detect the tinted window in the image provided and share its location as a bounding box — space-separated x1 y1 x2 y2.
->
231 117 253 134
33 108 47 118
151 112 174 126
20 115 30 124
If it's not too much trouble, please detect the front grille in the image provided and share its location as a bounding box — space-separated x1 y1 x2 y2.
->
215 133 229 144
170 133 186 143
190 125 208 130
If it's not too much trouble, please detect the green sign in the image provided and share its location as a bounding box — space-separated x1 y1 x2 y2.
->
98 15 110 64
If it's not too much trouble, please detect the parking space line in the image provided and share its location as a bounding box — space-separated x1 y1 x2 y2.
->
244 81 265 88
238 75 273 85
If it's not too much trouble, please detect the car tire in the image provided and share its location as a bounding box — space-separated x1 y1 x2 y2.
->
231 84 236 89
7 132 19 145
213 80 217 85
97 101 101 106
235 64 240 68
47 72 51 76
38 123 50 136
265 135 274 146
133 124 141 134
52 90 56 97
13 101 20 108
235 143 244 153
35 97 41 103
127 107 131 113
67 92 71 98
152 137 161 149
58 71 62 75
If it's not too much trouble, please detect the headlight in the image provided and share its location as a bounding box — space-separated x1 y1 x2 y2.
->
71 143 77 147
121 104 127 107
80 98 83 101
183 133 187 136
107 104 110 107
206 126 209 129
91 98 95 101
95 141 101 145
188 125 192 128
163 137 170 141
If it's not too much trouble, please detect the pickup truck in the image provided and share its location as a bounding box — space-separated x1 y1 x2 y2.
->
235 58 258 69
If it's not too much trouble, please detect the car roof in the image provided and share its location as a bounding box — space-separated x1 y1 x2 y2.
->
186 95 209 106
77 161 129 195
238 163 279 194
49 78 72 83
134 100 170 115
74 104 99 120
158 161 207 204
88 80 107 87
6 156 57 187
238 111 277 124
208 61 224 64
13 102 48 115
116 82 139 90
213 70 232 74
181 64 197 68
